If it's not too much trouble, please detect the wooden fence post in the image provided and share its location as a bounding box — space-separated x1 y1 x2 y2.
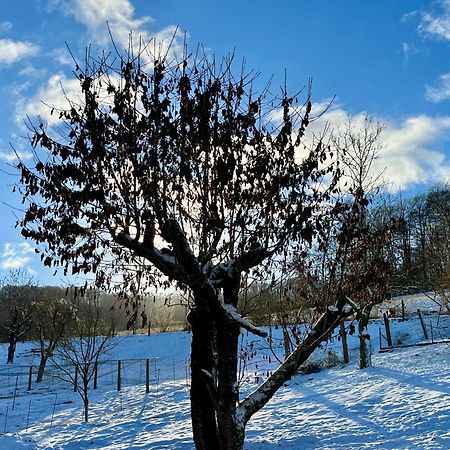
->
146 359 150 394
417 309 429 340
383 313 393 347
28 366 33 391
117 360 121 391
340 322 350 363
93 362 98 390
401 299 406 321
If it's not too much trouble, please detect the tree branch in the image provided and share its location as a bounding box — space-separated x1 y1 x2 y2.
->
236 297 356 425
237 245 273 272
160 219 204 278
218 302 268 338
114 231 190 284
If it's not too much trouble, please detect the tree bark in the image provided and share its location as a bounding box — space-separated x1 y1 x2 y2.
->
214 265 247 450
7 335 16 364
189 265 248 450
216 315 243 450
36 354 48 383
188 305 219 450
340 321 350 364
358 304 373 369
83 381 89 422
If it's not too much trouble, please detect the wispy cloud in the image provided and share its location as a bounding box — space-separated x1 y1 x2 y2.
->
0 150 33 162
0 39 40 67
426 73 450 102
1 242 35 270
419 0 450 41
401 42 420 66
0 21 12 33
19 65 48 80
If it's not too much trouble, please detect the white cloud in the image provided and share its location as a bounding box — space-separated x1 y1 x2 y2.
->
379 115 450 190
0 39 39 67
275 101 450 192
52 47 76 66
419 0 450 41
17 73 82 125
0 150 33 162
1 243 35 270
52 0 182 57
1 257 32 270
3 242 35 258
19 65 47 80
426 73 450 102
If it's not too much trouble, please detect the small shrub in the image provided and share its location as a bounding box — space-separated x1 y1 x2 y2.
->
297 349 343 375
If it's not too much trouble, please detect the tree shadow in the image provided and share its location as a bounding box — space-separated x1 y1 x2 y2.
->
374 366 450 396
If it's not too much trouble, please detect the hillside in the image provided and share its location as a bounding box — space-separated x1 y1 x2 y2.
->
1 296 450 449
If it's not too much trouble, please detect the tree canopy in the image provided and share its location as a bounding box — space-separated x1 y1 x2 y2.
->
16 39 392 450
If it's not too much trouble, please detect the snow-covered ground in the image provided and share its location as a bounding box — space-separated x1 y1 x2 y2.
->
1 296 450 449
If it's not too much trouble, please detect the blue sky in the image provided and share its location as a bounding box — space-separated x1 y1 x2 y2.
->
0 0 449 285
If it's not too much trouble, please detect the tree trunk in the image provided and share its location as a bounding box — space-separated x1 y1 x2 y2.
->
7 335 16 364
83 381 89 422
339 321 350 364
36 354 48 383
189 271 246 450
358 304 373 369
216 319 244 450
188 305 219 450
282 325 292 360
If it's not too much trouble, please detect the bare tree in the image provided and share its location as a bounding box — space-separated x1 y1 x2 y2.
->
0 270 38 364
331 115 391 369
438 261 450 314
33 298 76 382
370 183 450 309
52 298 113 422
16 37 391 449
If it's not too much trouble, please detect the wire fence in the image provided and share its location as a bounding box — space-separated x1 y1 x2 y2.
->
0 353 200 435
0 356 192 398
2 306 450 413
378 309 450 351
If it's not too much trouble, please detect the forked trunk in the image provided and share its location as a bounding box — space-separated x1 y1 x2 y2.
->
189 284 246 449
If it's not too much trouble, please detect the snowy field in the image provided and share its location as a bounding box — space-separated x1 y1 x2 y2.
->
1 295 450 449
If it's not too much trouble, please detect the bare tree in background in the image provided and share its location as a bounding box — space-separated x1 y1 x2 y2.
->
331 114 392 369
52 298 113 422
0 270 38 364
33 297 76 382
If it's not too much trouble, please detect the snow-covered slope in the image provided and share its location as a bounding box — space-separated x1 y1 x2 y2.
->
1 300 449 449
